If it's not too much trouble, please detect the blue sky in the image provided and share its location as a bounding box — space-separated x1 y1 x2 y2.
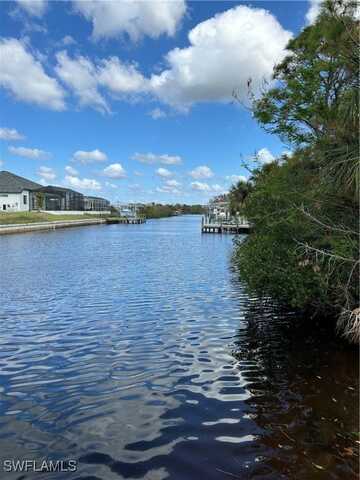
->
0 0 316 204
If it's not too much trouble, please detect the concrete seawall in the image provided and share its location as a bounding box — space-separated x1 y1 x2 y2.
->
0 218 107 236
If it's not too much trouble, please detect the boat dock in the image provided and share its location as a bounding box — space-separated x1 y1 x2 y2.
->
106 217 146 225
201 220 251 234
201 196 251 234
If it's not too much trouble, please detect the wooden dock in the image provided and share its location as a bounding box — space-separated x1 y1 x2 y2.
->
201 215 251 234
201 222 251 234
106 217 146 225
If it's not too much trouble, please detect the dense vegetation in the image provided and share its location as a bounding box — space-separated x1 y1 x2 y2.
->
233 1 359 342
139 203 205 219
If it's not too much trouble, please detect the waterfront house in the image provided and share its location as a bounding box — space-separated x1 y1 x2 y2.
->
0 170 41 212
84 195 111 212
0 170 111 213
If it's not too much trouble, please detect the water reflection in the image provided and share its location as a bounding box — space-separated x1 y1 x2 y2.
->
0 216 357 480
233 300 359 479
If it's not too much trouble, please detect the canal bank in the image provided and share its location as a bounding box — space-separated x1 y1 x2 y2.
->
0 218 107 235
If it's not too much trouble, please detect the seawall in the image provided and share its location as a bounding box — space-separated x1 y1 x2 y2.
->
0 218 106 236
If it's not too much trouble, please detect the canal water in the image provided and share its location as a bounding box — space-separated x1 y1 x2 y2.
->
0 215 358 479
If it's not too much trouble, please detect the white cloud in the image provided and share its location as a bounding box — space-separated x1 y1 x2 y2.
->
211 184 227 194
72 149 107 164
97 57 147 95
61 35 76 46
0 127 25 141
165 179 181 187
105 181 118 189
226 174 247 184
148 108 166 119
55 52 148 111
65 165 78 176
37 165 55 181
156 179 182 194
0 38 65 110
8 145 51 159
16 0 47 17
191 181 211 192
102 163 126 179
149 5 292 109
305 0 360 24
189 165 214 179
65 175 101 191
306 0 322 24
132 152 182 165
55 51 109 113
0 160 4 168
191 181 227 194
156 167 173 178
256 148 275 164
73 0 186 41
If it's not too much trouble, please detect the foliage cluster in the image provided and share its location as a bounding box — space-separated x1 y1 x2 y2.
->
233 1 359 341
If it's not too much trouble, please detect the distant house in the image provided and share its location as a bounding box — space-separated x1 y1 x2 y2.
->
0 170 111 213
0 170 41 212
84 196 110 212
35 185 84 211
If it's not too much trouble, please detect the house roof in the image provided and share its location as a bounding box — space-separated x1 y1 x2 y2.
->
36 185 83 196
84 195 109 202
0 170 41 193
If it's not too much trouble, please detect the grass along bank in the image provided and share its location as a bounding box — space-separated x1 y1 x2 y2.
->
0 211 108 225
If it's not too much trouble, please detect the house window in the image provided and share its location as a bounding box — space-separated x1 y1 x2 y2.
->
23 195 27 205
3 205 6 211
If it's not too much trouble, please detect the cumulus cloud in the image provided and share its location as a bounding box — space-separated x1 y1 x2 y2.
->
149 5 292 109
73 0 187 41
0 38 65 110
37 165 55 181
226 174 247 184
256 148 275 164
97 57 147 95
132 152 182 165
102 163 126 178
156 167 173 178
105 181 118 189
55 51 109 113
156 179 182 194
0 127 25 141
72 149 107 164
191 181 211 192
305 0 359 24
65 175 101 191
165 179 181 187
65 165 78 175
191 181 227 194
189 165 214 179
211 184 227 194
16 0 47 17
55 52 148 111
61 35 76 46
148 108 167 119
306 0 322 24
8 145 51 159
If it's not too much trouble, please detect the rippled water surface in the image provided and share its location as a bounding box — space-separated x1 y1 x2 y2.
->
0 216 358 479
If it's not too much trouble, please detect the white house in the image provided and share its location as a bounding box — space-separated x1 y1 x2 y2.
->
0 171 41 212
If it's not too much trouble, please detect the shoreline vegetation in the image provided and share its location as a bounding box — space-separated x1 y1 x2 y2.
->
138 203 205 219
230 1 359 343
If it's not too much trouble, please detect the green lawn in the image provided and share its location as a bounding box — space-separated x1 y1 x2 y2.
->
0 211 108 225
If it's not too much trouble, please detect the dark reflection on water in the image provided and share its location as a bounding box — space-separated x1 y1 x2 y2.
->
0 216 358 480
